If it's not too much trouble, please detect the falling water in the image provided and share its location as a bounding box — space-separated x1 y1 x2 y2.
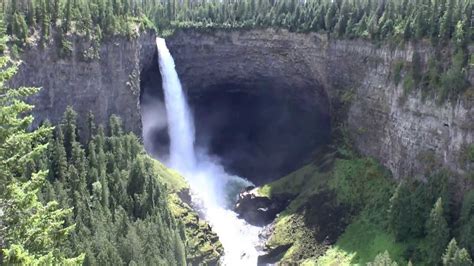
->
156 38 196 171
156 38 262 265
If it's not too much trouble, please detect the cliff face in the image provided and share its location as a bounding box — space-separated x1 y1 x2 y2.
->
164 29 473 181
11 31 156 137
13 28 473 183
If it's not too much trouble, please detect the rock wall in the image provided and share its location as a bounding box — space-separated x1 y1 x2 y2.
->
11 31 156 137
12 28 473 183
164 29 473 181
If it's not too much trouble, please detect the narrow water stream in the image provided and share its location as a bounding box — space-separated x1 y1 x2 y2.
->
156 37 263 265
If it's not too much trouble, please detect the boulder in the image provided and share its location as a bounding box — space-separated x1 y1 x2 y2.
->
234 186 288 226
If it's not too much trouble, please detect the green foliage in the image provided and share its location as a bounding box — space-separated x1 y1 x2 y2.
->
0 15 83 264
388 182 412 241
259 162 325 201
168 194 223 264
439 50 469 104
330 157 394 223
2 172 84 265
458 191 474 256
11 12 28 46
442 238 473 266
461 144 474 164
392 61 404 86
332 218 406 265
425 198 450 265
58 27 73 58
367 250 398 266
402 75 414 96
39 107 198 264
259 148 470 265
3 0 470 44
424 57 442 99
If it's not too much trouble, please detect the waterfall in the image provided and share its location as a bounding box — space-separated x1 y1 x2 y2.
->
156 38 262 265
156 38 196 172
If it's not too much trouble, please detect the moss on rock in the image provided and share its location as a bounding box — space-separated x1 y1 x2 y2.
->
152 160 224 264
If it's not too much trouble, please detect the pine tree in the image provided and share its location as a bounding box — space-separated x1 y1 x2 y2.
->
39 0 50 47
63 0 72 33
26 0 36 28
325 2 337 32
442 238 473 266
0 15 83 264
62 106 78 160
430 0 441 43
109 115 123 136
51 0 60 24
453 19 467 49
367 250 398 266
459 191 474 256
388 182 412 241
2 172 84 264
174 230 187 265
12 12 28 45
426 198 450 265
439 0 455 39
50 127 68 181
86 111 96 144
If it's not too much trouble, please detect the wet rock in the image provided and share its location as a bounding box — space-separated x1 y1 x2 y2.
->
234 186 288 226
257 244 292 265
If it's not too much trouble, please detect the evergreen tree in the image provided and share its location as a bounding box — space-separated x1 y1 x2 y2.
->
39 0 50 46
12 12 28 45
26 0 36 28
63 0 72 33
442 238 473 266
439 0 455 39
459 191 474 256
109 114 123 136
325 2 338 32
61 106 78 160
367 250 398 266
50 127 68 181
426 198 450 265
3 0 469 44
453 19 467 49
388 182 412 241
2 172 84 264
86 111 96 144
0 15 83 263
51 0 60 24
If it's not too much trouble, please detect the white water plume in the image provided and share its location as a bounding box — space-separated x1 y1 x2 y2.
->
156 37 262 265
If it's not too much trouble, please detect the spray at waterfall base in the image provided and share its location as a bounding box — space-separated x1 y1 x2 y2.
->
154 37 265 265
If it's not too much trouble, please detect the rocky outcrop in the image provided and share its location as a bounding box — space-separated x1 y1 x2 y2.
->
234 186 288 226
170 189 223 264
11 31 156 137
257 244 291 265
